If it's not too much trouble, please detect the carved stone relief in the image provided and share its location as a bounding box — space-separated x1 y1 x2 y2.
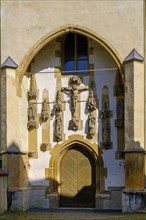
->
99 101 112 119
41 99 49 122
27 102 36 130
87 85 96 139
69 116 79 131
88 112 96 138
54 112 63 142
61 75 88 131
87 87 96 112
27 73 37 101
54 89 62 112
100 86 112 149
54 89 63 142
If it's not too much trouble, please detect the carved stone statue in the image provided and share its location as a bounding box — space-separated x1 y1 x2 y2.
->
61 76 88 117
100 101 111 119
69 75 82 86
54 89 62 112
54 112 63 142
69 116 79 131
41 99 49 122
102 120 110 146
88 112 96 138
27 102 36 130
27 73 37 101
87 88 96 111
61 76 88 130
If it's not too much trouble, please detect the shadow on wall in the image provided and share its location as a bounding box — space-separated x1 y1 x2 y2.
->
59 185 95 208
6 142 97 210
6 142 29 210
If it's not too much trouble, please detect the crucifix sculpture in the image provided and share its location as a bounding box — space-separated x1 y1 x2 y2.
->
61 75 88 130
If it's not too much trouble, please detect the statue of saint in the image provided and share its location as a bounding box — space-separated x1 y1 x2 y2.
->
87 88 96 111
54 89 62 112
27 73 37 101
88 113 96 138
27 102 36 129
41 99 49 122
102 120 110 146
54 112 62 142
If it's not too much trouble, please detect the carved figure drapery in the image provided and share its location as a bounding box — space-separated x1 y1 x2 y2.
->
88 112 96 138
54 89 63 142
61 75 88 131
87 87 96 112
41 99 49 122
27 73 37 101
54 112 63 142
54 89 62 112
87 86 96 139
27 102 36 130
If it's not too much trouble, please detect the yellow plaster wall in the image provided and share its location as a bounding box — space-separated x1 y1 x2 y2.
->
6 68 20 148
133 62 144 148
1 0 144 66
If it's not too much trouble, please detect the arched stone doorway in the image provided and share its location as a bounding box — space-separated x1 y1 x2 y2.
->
46 135 104 208
59 144 96 208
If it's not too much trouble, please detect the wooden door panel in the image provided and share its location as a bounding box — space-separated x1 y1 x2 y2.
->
61 150 78 198
60 148 95 207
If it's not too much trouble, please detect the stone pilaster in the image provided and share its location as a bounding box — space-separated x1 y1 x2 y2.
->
122 49 145 213
124 49 144 150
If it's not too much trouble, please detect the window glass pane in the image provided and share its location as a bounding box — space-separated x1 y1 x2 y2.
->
77 60 88 74
64 33 75 74
77 34 88 74
64 33 88 74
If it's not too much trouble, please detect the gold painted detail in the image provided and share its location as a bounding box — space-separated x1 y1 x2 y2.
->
61 75 88 131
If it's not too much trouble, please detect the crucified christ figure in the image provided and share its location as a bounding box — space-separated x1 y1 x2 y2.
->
61 76 88 130
61 84 88 118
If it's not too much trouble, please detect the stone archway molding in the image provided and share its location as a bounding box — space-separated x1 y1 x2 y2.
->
16 24 123 95
46 134 104 193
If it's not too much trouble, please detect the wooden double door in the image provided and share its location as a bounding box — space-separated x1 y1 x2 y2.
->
60 146 96 208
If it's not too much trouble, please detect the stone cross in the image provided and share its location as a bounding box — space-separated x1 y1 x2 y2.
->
61 76 88 130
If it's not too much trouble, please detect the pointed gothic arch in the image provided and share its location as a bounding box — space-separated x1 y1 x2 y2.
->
16 24 123 95
46 134 105 203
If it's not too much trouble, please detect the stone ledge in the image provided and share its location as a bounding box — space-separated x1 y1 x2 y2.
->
0 169 8 176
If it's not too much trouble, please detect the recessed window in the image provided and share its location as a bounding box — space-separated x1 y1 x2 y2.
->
64 33 88 74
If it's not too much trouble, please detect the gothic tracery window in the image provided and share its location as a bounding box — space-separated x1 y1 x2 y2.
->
64 33 88 74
